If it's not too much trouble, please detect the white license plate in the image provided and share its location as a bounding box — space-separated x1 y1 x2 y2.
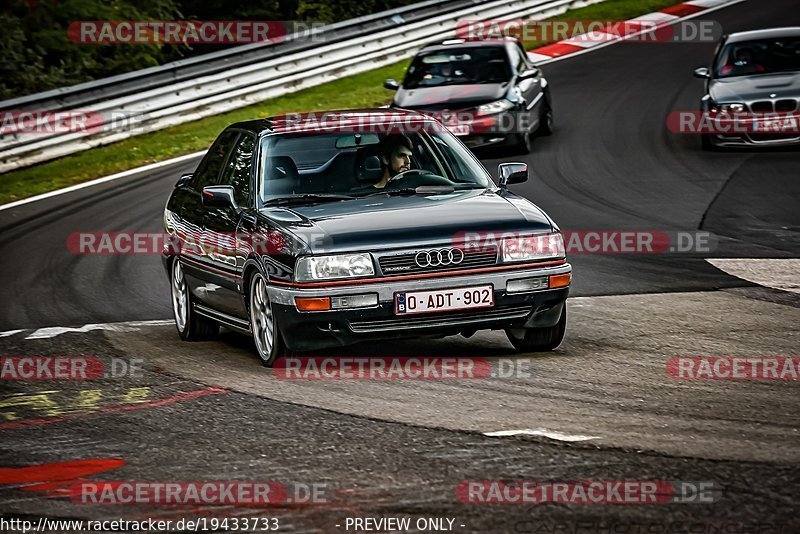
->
447 124 470 136
395 285 494 315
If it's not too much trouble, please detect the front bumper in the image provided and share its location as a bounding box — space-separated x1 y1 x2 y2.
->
267 263 571 351
707 132 800 148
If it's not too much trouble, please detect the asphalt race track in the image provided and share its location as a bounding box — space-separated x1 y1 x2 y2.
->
1 0 799 532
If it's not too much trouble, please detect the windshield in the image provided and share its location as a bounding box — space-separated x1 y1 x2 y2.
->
257 130 493 205
714 36 800 78
403 47 511 89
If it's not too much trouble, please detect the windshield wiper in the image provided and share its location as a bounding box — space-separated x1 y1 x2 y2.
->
262 193 356 206
361 185 455 197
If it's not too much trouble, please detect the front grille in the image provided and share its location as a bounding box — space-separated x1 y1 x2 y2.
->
750 101 773 112
775 99 798 112
378 246 498 275
349 305 531 333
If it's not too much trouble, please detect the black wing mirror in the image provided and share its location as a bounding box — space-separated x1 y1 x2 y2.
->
693 67 711 79
175 173 193 188
498 163 528 192
384 79 400 90
202 185 238 209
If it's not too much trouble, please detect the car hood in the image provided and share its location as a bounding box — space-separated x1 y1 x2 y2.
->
709 71 800 102
393 83 508 110
259 190 553 254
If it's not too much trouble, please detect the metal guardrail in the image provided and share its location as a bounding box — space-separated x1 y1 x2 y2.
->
0 0 604 173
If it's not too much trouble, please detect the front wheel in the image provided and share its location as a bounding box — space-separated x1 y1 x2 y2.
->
512 131 533 155
537 102 554 136
249 272 288 367
171 259 218 340
505 306 566 352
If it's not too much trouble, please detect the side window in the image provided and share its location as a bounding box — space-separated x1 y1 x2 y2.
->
192 130 239 190
219 132 255 207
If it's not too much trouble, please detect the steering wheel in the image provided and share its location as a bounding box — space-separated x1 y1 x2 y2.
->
387 169 454 188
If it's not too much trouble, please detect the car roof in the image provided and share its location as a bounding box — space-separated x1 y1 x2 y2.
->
227 109 438 135
726 27 800 43
420 37 516 53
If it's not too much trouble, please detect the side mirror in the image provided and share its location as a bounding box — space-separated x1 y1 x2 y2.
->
202 185 238 209
384 79 400 90
498 163 528 191
175 173 193 188
693 67 711 79
519 68 539 80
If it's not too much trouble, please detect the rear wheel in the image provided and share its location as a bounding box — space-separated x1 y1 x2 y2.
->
171 260 218 340
249 273 288 367
505 307 566 352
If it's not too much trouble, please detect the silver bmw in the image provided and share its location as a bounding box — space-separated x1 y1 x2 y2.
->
693 27 800 149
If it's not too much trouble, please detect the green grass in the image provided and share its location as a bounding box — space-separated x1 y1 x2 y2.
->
0 0 682 205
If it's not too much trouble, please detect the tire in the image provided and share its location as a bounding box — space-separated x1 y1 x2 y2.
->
170 259 219 341
537 101 554 136
701 133 718 151
505 306 566 352
248 272 288 367
512 131 533 155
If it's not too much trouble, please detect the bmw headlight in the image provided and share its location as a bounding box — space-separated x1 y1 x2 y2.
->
501 233 565 262
711 103 746 113
295 253 375 282
476 99 515 116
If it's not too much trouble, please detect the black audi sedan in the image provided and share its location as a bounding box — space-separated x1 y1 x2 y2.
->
693 27 800 149
384 38 553 154
163 110 570 366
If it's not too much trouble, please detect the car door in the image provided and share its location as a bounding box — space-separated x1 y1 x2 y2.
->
509 43 541 132
200 130 257 317
179 129 239 306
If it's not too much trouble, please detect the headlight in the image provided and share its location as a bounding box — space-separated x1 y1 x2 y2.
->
476 99 514 116
711 103 746 113
501 233 565 262
295 253 375 282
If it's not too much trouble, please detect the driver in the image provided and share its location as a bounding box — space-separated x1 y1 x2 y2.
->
721 47 765 76
372 133 414 189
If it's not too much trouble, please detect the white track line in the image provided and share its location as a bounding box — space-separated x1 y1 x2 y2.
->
485 428 600 441
0 151 205 213
531 0 747 66
0 329 24 338
1 0 746 212
14 319 174 340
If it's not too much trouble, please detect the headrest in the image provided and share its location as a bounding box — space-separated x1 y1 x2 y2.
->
356 148 384 183
264 156 299 182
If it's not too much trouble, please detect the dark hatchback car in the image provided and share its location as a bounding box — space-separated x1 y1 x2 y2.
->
694 27 800 149
163 110 571 366
384 38 553 154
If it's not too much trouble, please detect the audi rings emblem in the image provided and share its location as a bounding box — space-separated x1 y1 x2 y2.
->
414 248 465 268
